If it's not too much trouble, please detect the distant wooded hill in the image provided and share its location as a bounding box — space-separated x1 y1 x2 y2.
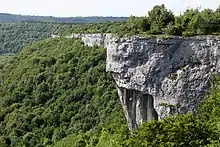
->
0 13 128 23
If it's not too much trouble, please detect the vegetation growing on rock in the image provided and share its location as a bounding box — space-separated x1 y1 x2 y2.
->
63 4 220 37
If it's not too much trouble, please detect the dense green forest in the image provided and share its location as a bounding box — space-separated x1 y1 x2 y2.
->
0 38 127 146
0 54 14 64
0 22 74 54
0 13 128 23
64 4 220 36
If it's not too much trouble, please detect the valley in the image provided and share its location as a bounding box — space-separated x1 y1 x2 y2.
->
0 4 220 147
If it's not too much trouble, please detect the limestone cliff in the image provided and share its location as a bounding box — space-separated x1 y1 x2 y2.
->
72 34 220 130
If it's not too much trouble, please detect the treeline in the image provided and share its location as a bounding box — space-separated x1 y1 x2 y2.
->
66 4 220 36
128 4 220 36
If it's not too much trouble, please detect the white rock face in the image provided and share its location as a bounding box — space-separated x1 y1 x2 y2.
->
72 34 220 130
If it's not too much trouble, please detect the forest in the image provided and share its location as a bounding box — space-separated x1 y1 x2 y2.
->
0 38 126 146
0 4 219 147
0 13 128 23
0 22 73 54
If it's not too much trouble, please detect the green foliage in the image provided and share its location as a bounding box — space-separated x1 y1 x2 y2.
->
148 4 175 34
127 114 218 147
200 9 216 34
64 4 220 37
199 77 220 128
0 38 126 146
53 77 220 147
0 22 70 54
165 23 183 36
0 54 14 68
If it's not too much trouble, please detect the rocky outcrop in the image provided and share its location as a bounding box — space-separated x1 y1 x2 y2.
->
70 34 107 47
72 34 220 130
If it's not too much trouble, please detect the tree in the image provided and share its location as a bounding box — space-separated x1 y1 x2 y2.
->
182 9 199 30
127 114 218 147
148 4 175 34
200 9 215 34
215 6 220 32
188 12 203 34
140 18 151 32
165 22 183 36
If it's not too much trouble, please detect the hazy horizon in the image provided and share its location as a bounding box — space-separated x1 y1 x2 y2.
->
0 0 219 17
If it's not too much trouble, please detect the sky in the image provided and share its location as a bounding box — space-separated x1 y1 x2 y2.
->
0 0 219 17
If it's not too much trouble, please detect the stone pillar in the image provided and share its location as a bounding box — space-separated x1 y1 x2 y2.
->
117 86 158 130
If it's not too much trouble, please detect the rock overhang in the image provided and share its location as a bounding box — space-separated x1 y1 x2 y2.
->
71 33 220 130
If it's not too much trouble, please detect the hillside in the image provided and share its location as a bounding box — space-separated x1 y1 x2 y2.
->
0 38 127 146
0 13 128 23
0 4 220 147
0 22 74 54
0 37 219 147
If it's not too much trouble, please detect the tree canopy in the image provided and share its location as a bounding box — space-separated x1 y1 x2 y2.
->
0 38 126 146
0 22 72 54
